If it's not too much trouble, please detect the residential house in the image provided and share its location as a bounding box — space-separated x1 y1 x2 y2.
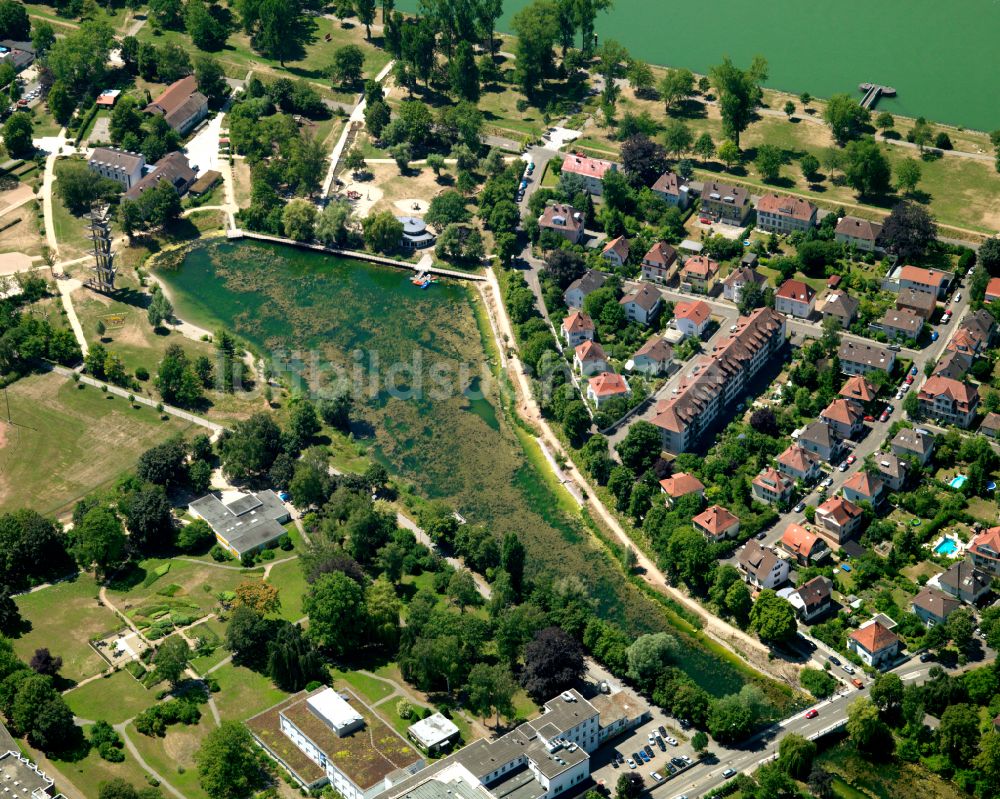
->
651 170 690 208
574 341 609 376
189 490 290 557
539 203 586 244
839 376 877 408
776 444 822 483
970 527 1000 577
737 540 790 590
797 420 842 463
700 180 751 225
145 75 209 135
791 576 833 621
815 496 865 544
601 236 630 268
873 452 907 492
939 559 991 605
692 505 741 542
981 412 1000 439
679 256 720 294
586 372 631 408
619 285 662 326
985 277 1000 304
755 193 817 233
564 269 607 309
835 216 883 252
838 340 895 377
779 523 829 565
896 287 937 321
561 311 595 347
673 300 711 338
397 217 435 250
0 41 34 72
640 241 679 284
407 714 460 755
629 337 673 376
752 467 795 506
123 151 196 201
819 291 859 329
842 470 885 506
933 349 974 381
848 620 901 669
659 473 705 506
820 398 864 440
880 308 924 342
651 308 787 452
722 265 767 304
890 427 935 465
949 309 996 356
775 279 816 319
898 265 952 299
87 147 145 190
917 376 979 429
911 586 962 627
561 154 617 195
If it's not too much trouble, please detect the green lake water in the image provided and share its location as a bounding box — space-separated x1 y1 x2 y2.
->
398 0 1000 131
157 239 751 697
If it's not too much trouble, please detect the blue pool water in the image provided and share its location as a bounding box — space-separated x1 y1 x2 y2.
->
934 539 958 555
949 475 968 489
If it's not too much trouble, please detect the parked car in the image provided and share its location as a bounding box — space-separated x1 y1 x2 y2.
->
880 408 891 422
846 454 857 465
665 762 677 775
657 738 666 751
722 768 737 778
852 678 864 689
931 330 939 341
640 750 651 763
650 772 664 783
666 736 678 746
864 414 874 422
842 664 855 675
920 652 934 662
671 757 687 768
828 655 841 666
648 733 657 745
805 709 819 719
839 460 850 471
627 758 637 769
955 292 963 303
794 501 806 512
644 745 654 757
658 725 668 737
821 476 834 487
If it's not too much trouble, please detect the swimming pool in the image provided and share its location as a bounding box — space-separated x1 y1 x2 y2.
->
949 475 968 490
934 539 958 556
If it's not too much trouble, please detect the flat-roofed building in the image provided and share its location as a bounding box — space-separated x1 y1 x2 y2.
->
408 714 461 755
189 490 290 557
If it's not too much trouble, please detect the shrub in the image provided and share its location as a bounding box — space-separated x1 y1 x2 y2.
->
210 545 233 562
136 367 149 381
397 699 413 720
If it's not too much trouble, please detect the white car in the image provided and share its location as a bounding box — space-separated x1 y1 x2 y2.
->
842 664 855 675
666 736 678 746
626 758 637 769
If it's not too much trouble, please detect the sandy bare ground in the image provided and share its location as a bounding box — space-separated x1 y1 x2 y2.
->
393 198 429 215
0 252 36 274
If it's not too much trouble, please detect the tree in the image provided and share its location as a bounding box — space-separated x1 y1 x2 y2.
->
28 649 62 678
755 144 784 182
500 533 526 598
426 191 470 227
186 0 228 50
147 287 173 329
973 732 1000 796
510 0 558 97
154 637 189 688
71 507 126 579
800 668 837 699
878 200 937 260
120 485 174 555
614 773 643 799
156 343 202 408
354 0 376 38
663 119 692 159
709 56 768 147
842 138 891 196
238 0 309 66
363 211 403 254
947 607 975 650
748 589 796 644
845 697 888 756
626 632 676 690
658 67 694 112
778 733 816 779
303 571 368 658
783 100 795 118
177 519 214 552
869 672 903 716
876 111 895 134
620 134 668 188
1 114 33 158
520 626 584 701
977 236 1000 275
466 663 517 726
939 703 980 765
800 153 820 182
823 94 870 145
449 41 480 102
196 721 263 799
220 413 283 481
195 56 229 107
718 139 741 169
616 421 662 474
708 693 754 744
693 132 715 163
329 45 365 86
749 408 779 437
447 570 481 611
234 580 281 615
0 1 29 40
282 199 317 242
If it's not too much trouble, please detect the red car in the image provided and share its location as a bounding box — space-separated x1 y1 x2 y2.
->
846 454 856 465
805 709 819 719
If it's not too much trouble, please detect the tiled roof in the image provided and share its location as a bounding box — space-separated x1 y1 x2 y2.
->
940 559 989 595
816 496 862 526
738 539 782 579
702 180 749 206
659 472 705 498
777 444 820 473
692 505 739 536
918 376 979 410
562 310 594 334
643 241 677 268
835 216 882 241
821 291 859 319
850 620 899 653
588 372 629 397
896 287 937 313
675 300 711 326
986 276 1000 299
797 575 832 610
843 470 883 498
874 452 906 481
970 527 1000 561
880 307 923 335
566 269 607 296
781 523 824 558
757 193 816 221
899 265 950 288
602 235 630 260
723 265 766 290
839 376 876 403
798 420 840 448
681 256 720 278
651 171 686 195
562 154 616 179
821 398 863 426
838 340 894 371
982 412 1000 432
634 336 673 362
539 202 585 232
620 285 662 312
912 586 961 620
575 340 607 363
88 146 144 172
147 75 199 116
891 428 935 456
753 467 793 494
776 279 815 303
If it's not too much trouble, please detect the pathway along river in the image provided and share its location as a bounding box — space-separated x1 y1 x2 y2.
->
157 239 758 698
396 0 1000 132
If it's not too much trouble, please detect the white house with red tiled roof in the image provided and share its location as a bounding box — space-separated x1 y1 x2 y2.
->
842 471 885 506
779 523 829 565
574 341 609 376
774 279 816 319
839 376 877 407
692 505 740 541
820 398 864 440
640 241 679 284
848 619 901 669
586 372 630 407
815 496 864 544
776 444 822 483
659 473 705 506
970 527 1000 576
986 277 1000 305
917 376 979 429
561 311 595 347
561 154 617 196
673 300 711 338
752 467 794 506
679 256 720 294
897 265 952 299
601 236 630 268
755 193 817 234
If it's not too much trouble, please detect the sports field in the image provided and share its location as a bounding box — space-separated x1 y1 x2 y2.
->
399 0 1000 131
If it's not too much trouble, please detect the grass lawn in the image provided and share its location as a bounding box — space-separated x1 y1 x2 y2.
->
126 712 216 799
818 742 967 799
329 669 395 704
188 618 230 675
209 662 290 722
12 575 117 684
51 160 101 259
64 670 154 724
967 497 998 525
46 729 154 799
265 559 308 623
0 372 195 517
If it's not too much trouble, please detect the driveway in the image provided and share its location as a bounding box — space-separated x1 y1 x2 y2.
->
184 112 226 176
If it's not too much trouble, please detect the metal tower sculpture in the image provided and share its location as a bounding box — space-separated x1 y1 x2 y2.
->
87 203 116 293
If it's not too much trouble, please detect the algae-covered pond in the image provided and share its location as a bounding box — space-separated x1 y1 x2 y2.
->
158 239 754 696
